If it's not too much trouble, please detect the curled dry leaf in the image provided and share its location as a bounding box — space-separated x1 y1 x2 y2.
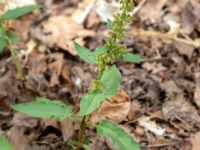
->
162 95 200 128
33 15 95 55
60 118 74 141
25 73 48 93
90 90 131 124
11 112 38 128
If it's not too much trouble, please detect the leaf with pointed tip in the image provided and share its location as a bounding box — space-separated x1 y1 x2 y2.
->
2 5 42 20
121 53 145 63
74 42 107 64
80 91 106 116
74 42 97 64
11 98 72 121
93 45 107 56
0 135 14 150
80 65 121 116
106 19 113 29
97 120 140 150
101 65 121 97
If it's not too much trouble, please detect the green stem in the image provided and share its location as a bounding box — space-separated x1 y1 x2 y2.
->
5 37 24 80
77 116 86 150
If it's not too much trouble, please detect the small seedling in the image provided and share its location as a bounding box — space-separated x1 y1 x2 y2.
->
0 5 41 79
10 1 144 150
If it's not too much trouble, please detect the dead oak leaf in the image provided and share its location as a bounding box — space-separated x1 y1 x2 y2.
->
162 95 200 129
137 0 167 22
90 90 131 124
34 15 95 55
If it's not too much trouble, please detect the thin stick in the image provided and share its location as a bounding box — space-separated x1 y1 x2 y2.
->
133 29 200 48
143 142 175 148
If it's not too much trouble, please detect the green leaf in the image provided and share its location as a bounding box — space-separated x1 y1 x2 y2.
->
74 42 107 64
106 19 113 29
0 38 6 53
82 144 92 150
93 45 107 56
121 53 145 63
97 120 140 150
0 25 5 38
11 98 72 121
80 91 106 116
74 42 97 64
8 34 21 42
101 65 121 97
0 135 14 150
67 140 92 150
80 65 121 116
2 5 42 20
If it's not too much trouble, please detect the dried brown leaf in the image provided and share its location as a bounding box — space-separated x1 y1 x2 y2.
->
60 118 74 141
190 132 200 150
90 90 131 124
162 95 200 128
34 15 95 55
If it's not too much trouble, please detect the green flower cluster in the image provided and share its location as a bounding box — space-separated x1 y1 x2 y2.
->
92 0 134 91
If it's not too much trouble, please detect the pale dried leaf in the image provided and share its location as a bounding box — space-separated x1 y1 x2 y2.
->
175 41 195 58
11 112 38 128
36 16 95 55
138 117 165 136
162 95 200 126
5 0 36 10
190 132 200 150
94 0 113 21
161 80 182 95
137 0 167 22
71 0 95 24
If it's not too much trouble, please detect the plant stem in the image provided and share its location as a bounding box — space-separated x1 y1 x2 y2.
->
6 38 24 80
77 116 86 150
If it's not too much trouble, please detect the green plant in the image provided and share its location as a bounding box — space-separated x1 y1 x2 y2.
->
0 5 41 79
0 135 14 150
10 1 144 150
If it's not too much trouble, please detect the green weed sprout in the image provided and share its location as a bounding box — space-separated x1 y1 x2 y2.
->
0 5 41 79
10 1 144 150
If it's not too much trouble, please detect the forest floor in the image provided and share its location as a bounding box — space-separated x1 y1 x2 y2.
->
0 0 200 150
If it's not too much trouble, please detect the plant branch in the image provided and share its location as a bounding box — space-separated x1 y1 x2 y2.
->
77 116 86 150
5 37 24 80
